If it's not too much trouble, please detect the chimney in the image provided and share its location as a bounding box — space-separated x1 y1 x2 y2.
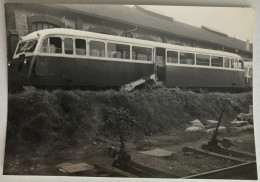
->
246 39 250 51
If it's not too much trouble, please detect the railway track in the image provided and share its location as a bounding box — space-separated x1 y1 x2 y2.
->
92 145 257 179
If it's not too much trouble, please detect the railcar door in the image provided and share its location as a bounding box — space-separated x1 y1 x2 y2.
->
155 47 166 82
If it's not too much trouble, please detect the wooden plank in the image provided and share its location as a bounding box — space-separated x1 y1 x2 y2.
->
207 147 256 161
183 147 246 163
183 161 257 179
94 164 138 177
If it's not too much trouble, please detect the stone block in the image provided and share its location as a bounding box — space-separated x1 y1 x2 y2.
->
237 113 249 121
185 126 204 132
230 120 249 127
205 126 227 134
190 119 205 129
205 120 218 128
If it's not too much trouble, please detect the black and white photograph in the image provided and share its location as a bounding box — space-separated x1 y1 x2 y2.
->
2 2 257 180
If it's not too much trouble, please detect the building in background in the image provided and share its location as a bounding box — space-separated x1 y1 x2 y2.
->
5 4 253 62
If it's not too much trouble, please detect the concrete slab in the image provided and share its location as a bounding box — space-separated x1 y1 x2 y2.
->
56 163 94 173
139 148 174 158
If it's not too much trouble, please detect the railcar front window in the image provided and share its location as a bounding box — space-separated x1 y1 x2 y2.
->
64 38 73 54
196 54 210 66
107 43 130 59
75 39 86 55
24 40 38 53
132 46 152 61
224 57 230 68
211 56 223 67
90 40 105 57
167 50 178 63
180 52 195 65
16 42 27 54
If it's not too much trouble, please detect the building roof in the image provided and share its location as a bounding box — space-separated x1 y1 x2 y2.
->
52 4 252 53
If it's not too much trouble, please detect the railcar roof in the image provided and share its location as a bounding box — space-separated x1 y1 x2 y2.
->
21 28 242 58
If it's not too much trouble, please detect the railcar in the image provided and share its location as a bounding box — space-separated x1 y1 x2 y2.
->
244 61 253 88
8 28 246 91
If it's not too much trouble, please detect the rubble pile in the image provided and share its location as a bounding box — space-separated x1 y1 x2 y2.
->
185 105 254 135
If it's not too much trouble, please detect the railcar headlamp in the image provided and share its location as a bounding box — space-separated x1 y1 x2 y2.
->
23 59 27 64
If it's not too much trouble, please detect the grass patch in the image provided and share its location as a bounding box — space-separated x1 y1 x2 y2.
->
6 88 252 153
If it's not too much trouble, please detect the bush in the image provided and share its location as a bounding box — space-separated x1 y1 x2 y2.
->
6 88 252 153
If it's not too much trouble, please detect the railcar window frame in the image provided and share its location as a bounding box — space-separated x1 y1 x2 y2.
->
211 55 224 67
39 36 63 54
89 38 106 58
75 38 87 56
195 53 210 66
179 51 195 65
132 44 153 62
64 37 74 55
107 41 131 60
224 57 230 68
166 49 179 64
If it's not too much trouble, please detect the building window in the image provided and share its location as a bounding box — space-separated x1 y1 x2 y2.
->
89 40 105 57
196 54 210 66
31 22 58 32
167 50 178 63
180 52 195 65
75 39 86 55
132 46 152 61
107 42 130 59
211 56 223 67
64 38 73 54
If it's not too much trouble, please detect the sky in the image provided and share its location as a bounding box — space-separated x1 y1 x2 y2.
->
138 6 254 43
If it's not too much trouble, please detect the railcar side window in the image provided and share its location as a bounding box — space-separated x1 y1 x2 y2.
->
64 38 73 54
211 56 223 67
89 40 105 57
75 39 86 55
132 46 152 61
249 67 253 77
107 42 130 59
231 59 234 68
40 37 62 53
50 37 62 53
234 59 238 69
196 54 210 66
238 60 244 69
224 57 230 68
180 52 195 65
244 67 248 76
167 50 178 63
